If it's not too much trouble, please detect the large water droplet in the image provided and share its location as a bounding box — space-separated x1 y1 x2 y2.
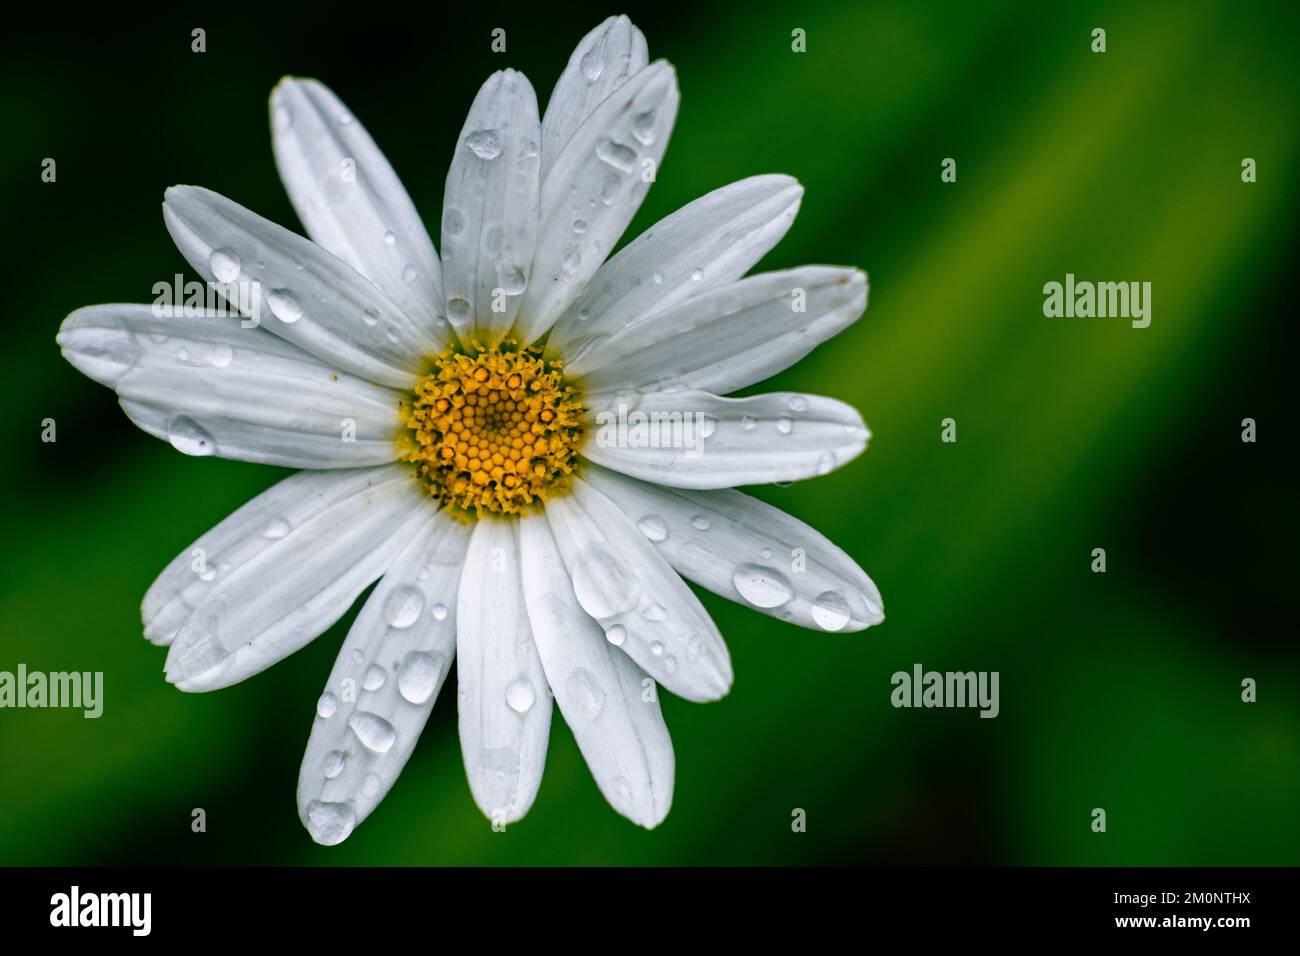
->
209 248 241 283
637 515 668 542
397 651 444 705
595 137 637 173
305 800 355 845
383 586 424 628
167 416 216 456
465 129 503 160
447 297 472 323
566 668 606 720
506 677 536 713
733 564 795 608
349 711 397 753
267 289 303 323
604 624 626 646
631 111 658 146
316 691 339 719
501 266 527 295
812 590 852 631
322 750 345 779
571 543 642 619
362 665 387 691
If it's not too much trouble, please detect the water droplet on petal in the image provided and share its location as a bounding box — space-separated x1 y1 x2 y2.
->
210 343 234 368
383 586 424 628
322 750 345 778
465 129 503 160
362 665 387 691
733 564 795 608
637 515 668 542
571 543 642 618
812 590 852 631
209 248 241 282
595 137 636 173
690 515 711 531
349 711 397 753
431 603 448 621
316 691 339 719
566 668 606 720
262 517 291 539
788 396 808 412
268 289 303 323
777 417 793 434
604 624 627 646
167 416 216 456
397 651 444 705
506 677 536 713
305 800 355 845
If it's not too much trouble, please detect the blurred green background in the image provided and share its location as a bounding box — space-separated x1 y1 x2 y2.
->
1 0 1296 865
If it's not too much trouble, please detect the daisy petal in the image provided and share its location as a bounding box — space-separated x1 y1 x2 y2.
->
519 515 674 828
573 267 867 393
163 465 427 691
297 511 470 845
60 305 402 469
163 185 442 388
581 390 869 489
514 61 680 345
541 15 648 177
585 464 884 632
547 176 803 362
441 70 541 346
544 477 732 703
270 78 449 342
456 518 552 824
142 467 409 647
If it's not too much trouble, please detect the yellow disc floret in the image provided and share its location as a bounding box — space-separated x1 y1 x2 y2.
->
399 339 583 516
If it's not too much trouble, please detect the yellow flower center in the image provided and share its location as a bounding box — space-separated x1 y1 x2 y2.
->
399 340 583 516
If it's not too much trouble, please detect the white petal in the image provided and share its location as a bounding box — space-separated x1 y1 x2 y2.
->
584 464 884 632
541 16 648 176
60 305 402 469
163 465 428 691
142 467 409 647
441 70 541 346
456 517 552 824
518 515 673 828
514 62 680 345
544 477 732 702
297 511 470 845
163 185 442 388
582 390 869 489
270 78 449 342
572 267 867 394
547 176 803 362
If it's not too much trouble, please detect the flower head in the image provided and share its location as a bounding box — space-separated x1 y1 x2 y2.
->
57 15 882 844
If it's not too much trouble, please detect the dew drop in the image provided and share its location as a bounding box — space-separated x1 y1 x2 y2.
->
267 289 303 323
383 231 396 245
431 603 449 621
649 641 665 657
506 677 536 713
740 416 757 432
812 590 852 631
571 543 642 618
209 248 242 282
566 668 606 721
362 772 381 797
690 515 711 531
316 691 339 719
777 417 793 434
733 564 795 608
631 110 658 146
447 297 472 323
690 268 704 282
595 137 637 173
305 800 355 845
362 665 387 692
788 395 808 412
322 750 345 779
637 515 668 542
349 711 397 753
210 343 234 368
166 416 216 457
604 624 627 647
382 586 424 628
397 651 444 705
261 517 291 539
465 129 503 160
502 266 527 295
816 451 837 476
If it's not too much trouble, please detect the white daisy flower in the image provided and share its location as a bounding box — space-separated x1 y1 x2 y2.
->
56 15 883 844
